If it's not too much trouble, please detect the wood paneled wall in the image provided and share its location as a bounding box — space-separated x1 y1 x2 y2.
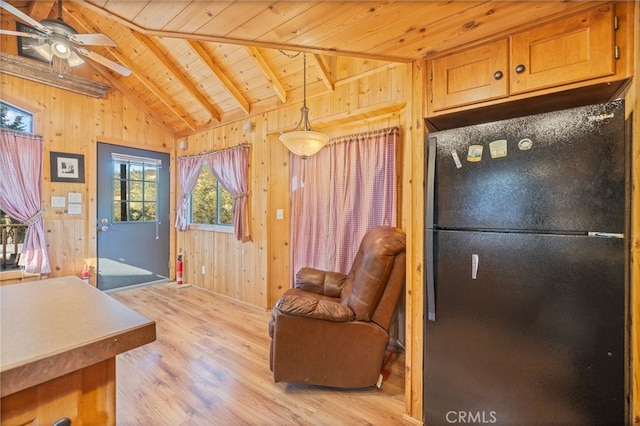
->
1 4 638 421
175 61 413 307
0 73 174 284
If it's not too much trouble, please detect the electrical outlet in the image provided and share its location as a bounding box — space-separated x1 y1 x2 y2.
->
201 265 206 274
276 209 284 220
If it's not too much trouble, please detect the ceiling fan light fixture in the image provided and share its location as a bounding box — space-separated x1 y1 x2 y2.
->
279 52 329 159
50 36 71 59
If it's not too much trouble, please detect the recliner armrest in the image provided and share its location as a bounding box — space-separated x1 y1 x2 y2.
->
295 267 346 298
277 292 355 322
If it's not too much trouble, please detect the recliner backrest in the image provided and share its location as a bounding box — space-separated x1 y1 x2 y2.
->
339 226 406 324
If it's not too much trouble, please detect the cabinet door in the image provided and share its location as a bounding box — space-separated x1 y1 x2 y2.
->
430 38 509 112
510 5 615 95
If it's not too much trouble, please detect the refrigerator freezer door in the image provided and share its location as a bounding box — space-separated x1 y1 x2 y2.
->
431 101 625 233
424 230 625 425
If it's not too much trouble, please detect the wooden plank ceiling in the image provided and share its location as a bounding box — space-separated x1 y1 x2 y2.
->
0 1 605 137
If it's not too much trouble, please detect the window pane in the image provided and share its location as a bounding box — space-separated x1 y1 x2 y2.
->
144 182 156 202
220 187 233 225
113 180 122 200
0 101 33 132
128 162 144 180
143 202 156 221
129 202 143 221
128 180 143 201
112 162 123 179
191 167 217 224
113 202 123 221
144 165 157 181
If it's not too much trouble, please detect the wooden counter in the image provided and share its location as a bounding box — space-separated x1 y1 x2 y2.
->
0 276 156 425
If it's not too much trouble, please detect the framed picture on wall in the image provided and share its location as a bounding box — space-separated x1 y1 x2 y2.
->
50 152 85 183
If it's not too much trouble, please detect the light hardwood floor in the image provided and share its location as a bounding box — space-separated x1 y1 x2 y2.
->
110 283 408 425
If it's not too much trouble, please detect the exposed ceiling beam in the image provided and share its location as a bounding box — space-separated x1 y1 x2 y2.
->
27 0 54 21
62 2 197 132
131 31 222 122
187 40 250 115
310 54 334 92
76 0 413 63
246 46 286 104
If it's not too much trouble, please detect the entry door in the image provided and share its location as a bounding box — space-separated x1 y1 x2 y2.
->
97 143 170 291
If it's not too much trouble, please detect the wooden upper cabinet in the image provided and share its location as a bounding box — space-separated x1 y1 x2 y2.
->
431 39 509 112
510 5 615 95
426 2 631 123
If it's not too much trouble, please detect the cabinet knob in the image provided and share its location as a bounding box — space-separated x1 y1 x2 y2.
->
515 64 526 74
53 418 72 426
493 71 503 80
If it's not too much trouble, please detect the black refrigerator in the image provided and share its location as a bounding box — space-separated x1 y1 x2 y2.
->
424 100 629 425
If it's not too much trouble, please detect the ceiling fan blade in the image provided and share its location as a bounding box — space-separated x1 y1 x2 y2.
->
69 33 117 47
0 0 51 34
75 47 131 77
67 51 85 67
31 43 53 62
0 29 43 39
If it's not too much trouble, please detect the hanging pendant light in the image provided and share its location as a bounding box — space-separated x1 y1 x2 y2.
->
279 53 329 159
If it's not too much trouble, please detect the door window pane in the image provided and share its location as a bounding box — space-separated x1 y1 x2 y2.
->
112 157 160 223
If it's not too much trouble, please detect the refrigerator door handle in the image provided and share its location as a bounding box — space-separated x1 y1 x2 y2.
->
426 229 436 321
425 136 436 228
471 254 479 279
425 136 437 321
588 232 624 239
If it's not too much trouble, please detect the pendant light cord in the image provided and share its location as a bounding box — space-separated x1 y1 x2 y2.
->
302 53 307 110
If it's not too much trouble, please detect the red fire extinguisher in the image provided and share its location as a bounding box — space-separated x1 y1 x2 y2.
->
176 255 183 285
81 264 90 284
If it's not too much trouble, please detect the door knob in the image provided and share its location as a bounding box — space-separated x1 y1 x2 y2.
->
100 225 109 232
515 64 526 74
493 70 503 80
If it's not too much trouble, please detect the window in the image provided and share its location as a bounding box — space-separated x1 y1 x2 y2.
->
190 166 233 227
1 210 27 271
112 154 160 222
0 101 33 132
1 101 33 271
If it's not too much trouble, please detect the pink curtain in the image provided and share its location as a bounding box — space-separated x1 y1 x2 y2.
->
175 155 205 231
0 130 50 274
290 127 398 279
203 144 251 242
175 144 250 242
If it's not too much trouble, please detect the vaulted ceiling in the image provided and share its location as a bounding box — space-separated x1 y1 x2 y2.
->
0 1 605 137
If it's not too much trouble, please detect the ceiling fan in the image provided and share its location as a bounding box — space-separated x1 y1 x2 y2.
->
0 0 131 76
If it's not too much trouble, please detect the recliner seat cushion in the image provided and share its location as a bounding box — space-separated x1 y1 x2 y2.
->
276 288 355 322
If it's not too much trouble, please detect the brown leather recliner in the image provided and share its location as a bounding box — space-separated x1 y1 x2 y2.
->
268 226 406 388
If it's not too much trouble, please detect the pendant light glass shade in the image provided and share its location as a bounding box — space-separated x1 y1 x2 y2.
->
279 53 329 159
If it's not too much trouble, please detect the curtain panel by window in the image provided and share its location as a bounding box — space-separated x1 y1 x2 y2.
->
175 155 204 231
0 130 50 273
175 144 250 242
290 126 398 279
